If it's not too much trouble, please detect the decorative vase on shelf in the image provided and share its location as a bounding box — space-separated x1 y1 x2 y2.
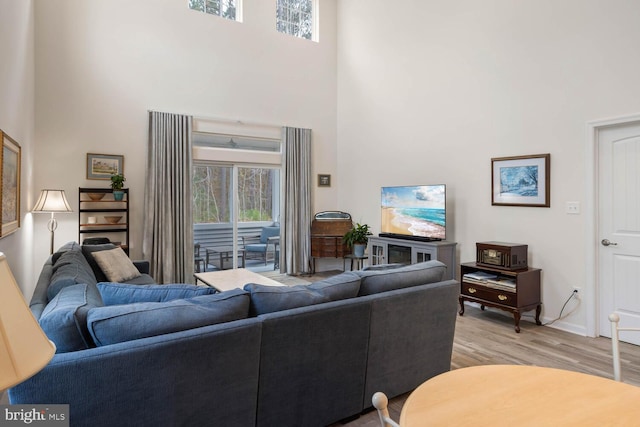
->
113 190 124 201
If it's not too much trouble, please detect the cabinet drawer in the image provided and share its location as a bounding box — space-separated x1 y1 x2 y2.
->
461 283 515 306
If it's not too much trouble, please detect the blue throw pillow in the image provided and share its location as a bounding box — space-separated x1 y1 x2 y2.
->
97 282 217 305
307 271 361 301
39 283 104 353
48 249 98 301
87 288 249 346
243 283 330 316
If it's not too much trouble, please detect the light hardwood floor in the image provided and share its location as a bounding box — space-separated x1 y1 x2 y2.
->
336 304 640 427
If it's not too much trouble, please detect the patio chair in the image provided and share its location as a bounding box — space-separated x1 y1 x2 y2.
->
244 226 280 265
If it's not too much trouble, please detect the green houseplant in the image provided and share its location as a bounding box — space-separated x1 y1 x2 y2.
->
110 173 126 201
343 223 372 257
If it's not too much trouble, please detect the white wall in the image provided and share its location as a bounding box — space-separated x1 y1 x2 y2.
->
0 0 36 295
337 0 640 334
31 0 338 295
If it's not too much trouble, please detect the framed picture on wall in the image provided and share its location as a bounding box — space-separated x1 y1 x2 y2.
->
0 130 21 237
318 174 331 187
491 153 550 207
86 153 124 180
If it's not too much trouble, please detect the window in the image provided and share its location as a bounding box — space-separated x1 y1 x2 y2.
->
276 0 315 41
189 0 238 21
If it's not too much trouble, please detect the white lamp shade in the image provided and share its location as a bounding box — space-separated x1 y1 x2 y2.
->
0 253 55 390
32 189 72 213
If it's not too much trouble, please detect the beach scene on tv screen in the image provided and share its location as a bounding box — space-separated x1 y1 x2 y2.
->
381 185 445 239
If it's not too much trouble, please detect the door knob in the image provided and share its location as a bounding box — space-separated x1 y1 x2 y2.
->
601 239 618 246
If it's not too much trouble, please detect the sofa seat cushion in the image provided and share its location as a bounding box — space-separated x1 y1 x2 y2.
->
243 283 331 316
87 288 250 346
307 271 361 301
97 282 217 305
91 248 141 283
356 260 447 296
39 283 104 353
48 248 98 301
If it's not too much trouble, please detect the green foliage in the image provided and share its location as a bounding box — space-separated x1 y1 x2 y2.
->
192 165 275 224
110 173 125 191
343 223 372 248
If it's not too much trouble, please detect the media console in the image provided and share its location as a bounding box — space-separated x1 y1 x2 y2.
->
368 236 457 280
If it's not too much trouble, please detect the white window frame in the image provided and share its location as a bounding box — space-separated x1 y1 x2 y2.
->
188 0 243 22
276 0 318 42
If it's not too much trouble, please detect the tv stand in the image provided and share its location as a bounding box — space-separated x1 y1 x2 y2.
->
368 236 457 280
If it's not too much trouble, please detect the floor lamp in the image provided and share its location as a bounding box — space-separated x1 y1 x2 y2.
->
32 189 73 254
0 252 56 392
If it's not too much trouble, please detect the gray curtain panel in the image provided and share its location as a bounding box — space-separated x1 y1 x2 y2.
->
144 111 194 283
281 127 312 275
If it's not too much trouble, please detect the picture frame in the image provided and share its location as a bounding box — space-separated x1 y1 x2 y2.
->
318 174 331 187
491 153 550 207
0 130 21 237
87 153 124 180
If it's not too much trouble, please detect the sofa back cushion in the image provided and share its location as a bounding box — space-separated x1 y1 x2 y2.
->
97 282 217 305
243 283 330 316
307 271 361 301
356 260 446 296
39 283 104 353
87 288 250 346
48 248 98 301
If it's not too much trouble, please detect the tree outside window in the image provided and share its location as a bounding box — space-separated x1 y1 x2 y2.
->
276 0 313 40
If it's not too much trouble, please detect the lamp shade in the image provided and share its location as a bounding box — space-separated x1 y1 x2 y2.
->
0 253 55 390
32 189 72 213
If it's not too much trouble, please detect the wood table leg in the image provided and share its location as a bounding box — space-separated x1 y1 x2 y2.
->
458 297 465 316
535 304 542 325
514 311 521 333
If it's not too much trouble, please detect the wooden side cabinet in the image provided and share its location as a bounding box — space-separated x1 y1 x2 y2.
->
459 262 541 333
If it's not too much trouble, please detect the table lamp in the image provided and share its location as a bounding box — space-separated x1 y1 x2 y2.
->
0 252 56 391
32 189 73 254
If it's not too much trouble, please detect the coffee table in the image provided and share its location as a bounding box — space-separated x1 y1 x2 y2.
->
194 268 284 292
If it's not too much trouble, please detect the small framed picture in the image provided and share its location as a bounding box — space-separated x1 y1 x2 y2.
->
87 153 124 180
491 153 550 207
318 174 331 187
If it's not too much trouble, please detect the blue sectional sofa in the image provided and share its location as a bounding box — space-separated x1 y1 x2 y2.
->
10 242 459 427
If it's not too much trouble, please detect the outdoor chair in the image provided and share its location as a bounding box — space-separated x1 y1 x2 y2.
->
244 226 280 265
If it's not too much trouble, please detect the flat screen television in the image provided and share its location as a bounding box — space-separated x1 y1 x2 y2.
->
380 185 446 241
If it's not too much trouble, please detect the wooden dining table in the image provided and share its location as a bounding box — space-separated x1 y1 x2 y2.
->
400 364 640 426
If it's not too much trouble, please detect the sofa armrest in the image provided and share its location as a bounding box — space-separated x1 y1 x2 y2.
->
132 260 150 274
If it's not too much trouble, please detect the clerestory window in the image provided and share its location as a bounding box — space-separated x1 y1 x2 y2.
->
189 0 238 21
276 0 316 41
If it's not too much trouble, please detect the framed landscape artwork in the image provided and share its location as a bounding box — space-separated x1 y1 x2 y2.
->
491 153 550 207
0 130 21 237
87 153 124 180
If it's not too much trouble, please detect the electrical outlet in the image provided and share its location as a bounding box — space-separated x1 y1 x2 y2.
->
566 202 581 214
573 286 581 299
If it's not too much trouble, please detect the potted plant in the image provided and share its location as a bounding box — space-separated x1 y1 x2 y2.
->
110 173 126 201
343 222 372 257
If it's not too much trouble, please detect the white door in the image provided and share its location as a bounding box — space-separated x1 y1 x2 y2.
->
598 120 640 344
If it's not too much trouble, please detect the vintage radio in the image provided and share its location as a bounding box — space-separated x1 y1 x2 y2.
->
476 241 528 271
